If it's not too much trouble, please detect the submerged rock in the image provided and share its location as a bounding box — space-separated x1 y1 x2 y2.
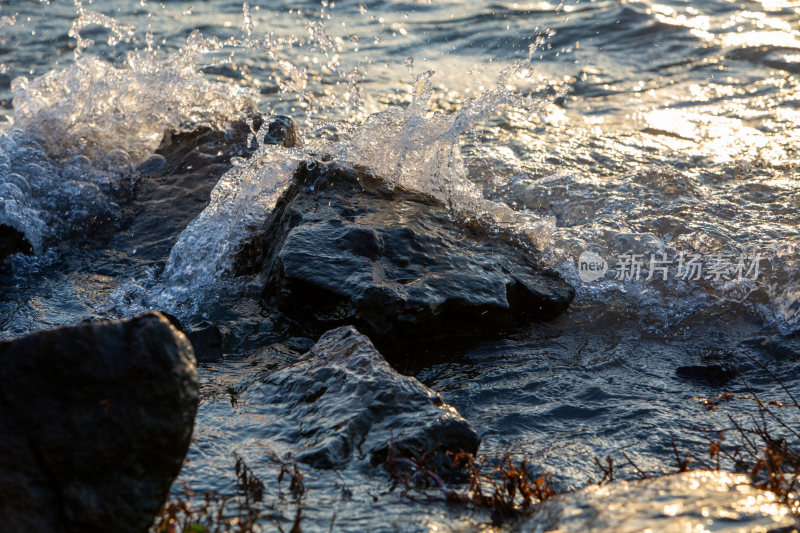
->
0 312 199 533
524 471 796 532
675 364 737 385
237 160 574 353
240 326 479 473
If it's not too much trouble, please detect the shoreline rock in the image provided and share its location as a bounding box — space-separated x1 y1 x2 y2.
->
524 470 796 532
237 159 574 355
0 312 199 533
241 326 480 475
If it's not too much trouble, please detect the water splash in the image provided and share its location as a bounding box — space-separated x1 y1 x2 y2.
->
69 1 135 56
114 137 302 317
337 60 561 250
11 38 259 164
1 19 261 260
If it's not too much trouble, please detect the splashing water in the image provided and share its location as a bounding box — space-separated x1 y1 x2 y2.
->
11 34 259 164
3 1 798 336
115 138 303 317
69 1 135 56
104 6 566 318
337 61 560 247
0 18 261 258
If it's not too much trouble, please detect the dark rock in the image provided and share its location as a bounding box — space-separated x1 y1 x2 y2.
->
263 115 301 148
0 223 33 262
156 313 225 363
241 326 479 475
0 311 199 533
185 321 225 363
676 364 738 385
237 160 574 354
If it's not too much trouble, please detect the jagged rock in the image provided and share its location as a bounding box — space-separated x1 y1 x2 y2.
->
0 312 199 533
240 326 479 474
523 471 796 532
237 160 574 354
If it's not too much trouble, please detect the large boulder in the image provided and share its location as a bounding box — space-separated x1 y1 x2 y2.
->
236 160 574 354
240 326 480 472
523 471 797 532
0 312 199 533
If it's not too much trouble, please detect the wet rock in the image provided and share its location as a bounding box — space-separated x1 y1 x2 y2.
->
238 160 574 354
675 364 737 385
0 311 199 533
0 223 33 262
158 313 226 363
241 326 480 474
126 116 301 262
523 471 796 532
262 115 301 148
154 115 299 176
185 321 225 363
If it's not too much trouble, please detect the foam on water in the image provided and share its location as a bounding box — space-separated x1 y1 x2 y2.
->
11 35 259 164
110 16 563 318
4 1 799 336
0 18 260 260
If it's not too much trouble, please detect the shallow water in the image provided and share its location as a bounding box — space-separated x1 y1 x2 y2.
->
1 0 799 530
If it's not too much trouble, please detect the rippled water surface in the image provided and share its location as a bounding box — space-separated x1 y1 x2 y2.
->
1 0 799 530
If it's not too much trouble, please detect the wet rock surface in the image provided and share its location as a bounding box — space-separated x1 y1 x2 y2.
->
240 326 480 472
524 471 796 533
161 312 227 363
237 160 574 354
0 311 199 533
125 115 299 262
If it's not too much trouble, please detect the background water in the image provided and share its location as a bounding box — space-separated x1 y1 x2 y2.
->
1 0 799 530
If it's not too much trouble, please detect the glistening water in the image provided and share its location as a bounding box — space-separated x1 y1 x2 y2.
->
1 0 799 530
